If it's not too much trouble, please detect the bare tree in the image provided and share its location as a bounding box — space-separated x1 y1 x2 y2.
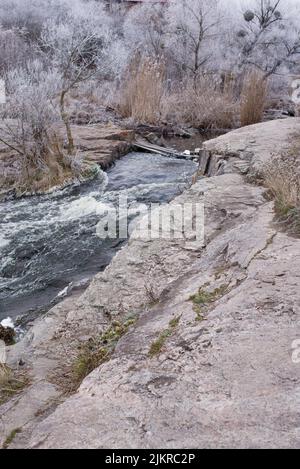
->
166 0 220 78
0 28 32 74
124 4 168 58
0 62 60 170
236 1 286 78
40 12 110 155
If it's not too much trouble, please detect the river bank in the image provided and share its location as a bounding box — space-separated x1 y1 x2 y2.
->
0 151 197 324
0 119 211 326
0 123 136 202
1 118 300 448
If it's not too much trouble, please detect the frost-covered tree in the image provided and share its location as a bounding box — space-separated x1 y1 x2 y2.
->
238 0 284 75
278 1 300 75
229 0 300 78
0 0 68 42
123 3 168 57
0 0 127 171
165 0 221 77
0 0 107 41
39 2 112 154
0 61 60 170
0 28 32 74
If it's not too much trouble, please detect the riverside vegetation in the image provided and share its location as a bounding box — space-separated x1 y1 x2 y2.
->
1 0 300 450
1 0 300 193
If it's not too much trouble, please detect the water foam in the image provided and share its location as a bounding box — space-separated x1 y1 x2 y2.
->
0 234 9 248
1 317 14 329
62 194 116 220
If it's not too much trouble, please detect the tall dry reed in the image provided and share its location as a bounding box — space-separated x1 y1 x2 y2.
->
240 71 268 126
118 56 165 124
163 75 238 130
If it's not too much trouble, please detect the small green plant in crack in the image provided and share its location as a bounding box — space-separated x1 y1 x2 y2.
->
168 316 180 329
189 284 228 322
2 428 22 449
71 317 137 389
148 316 181 358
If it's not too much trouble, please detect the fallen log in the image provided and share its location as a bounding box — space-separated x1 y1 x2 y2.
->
133 139 195 159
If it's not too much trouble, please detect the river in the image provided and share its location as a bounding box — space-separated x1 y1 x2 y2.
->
0 152 197 323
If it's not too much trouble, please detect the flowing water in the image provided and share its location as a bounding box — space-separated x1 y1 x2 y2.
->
0 152 197 322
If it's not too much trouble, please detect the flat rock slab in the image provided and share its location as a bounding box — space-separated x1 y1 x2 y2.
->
70 124 134 169
22 174 300 449
203 117 300 176
1 118 300 449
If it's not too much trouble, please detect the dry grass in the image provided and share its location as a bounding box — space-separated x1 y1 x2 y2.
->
0 364 29 406
51 317 137 394
118 56 165 124
240 71 268 127
263 156 300 235
163 76 238 130
0 131 89 195
117 62 239 129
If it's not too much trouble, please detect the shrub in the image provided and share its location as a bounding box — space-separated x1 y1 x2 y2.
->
0 64 86 193
240 71 268 126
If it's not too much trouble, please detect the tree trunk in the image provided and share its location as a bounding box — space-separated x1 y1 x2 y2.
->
60 90 74 155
